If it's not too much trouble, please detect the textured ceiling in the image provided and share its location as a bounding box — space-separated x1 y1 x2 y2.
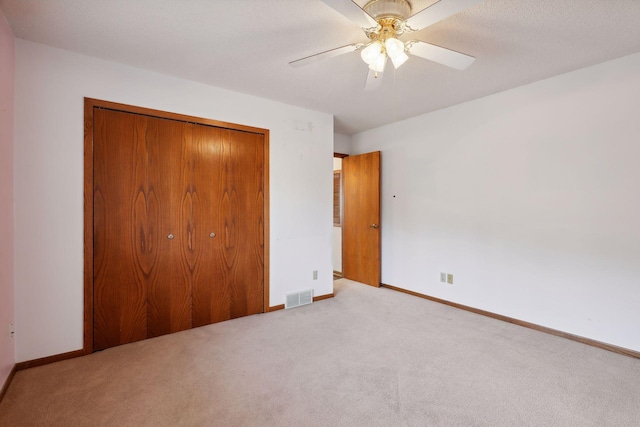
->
2 0 640 135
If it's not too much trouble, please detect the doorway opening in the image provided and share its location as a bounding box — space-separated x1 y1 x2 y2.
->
333 153 348 280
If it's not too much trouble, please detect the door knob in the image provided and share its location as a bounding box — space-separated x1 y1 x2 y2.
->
370 224 378 229
168 234 174 239
210 232 216 238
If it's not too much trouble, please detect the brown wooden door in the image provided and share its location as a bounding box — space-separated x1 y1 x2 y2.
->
342 151 381 287
227 130 265 319
190 124 227 326
191 126 264 326
94 110 194 349
86 98 269 353
92 107 265 351
93 109 151 350
146 118 192 338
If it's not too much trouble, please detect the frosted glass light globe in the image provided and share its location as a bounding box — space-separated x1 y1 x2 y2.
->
361 41 382 65
385 37 405 59
390 51 409 69
368 53 387 73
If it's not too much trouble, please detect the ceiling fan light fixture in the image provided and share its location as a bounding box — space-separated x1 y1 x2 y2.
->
390 51 408 69
368 53 387 73
292 0 481 90
384 37 404 59
361 41 383 65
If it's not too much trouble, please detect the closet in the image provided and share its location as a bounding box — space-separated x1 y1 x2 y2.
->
87 101 268 351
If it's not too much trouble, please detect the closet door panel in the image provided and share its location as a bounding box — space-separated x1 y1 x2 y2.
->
191 127 264 325
227 131 264 318
146 118 193 337
93 109 149 350
191 125 229 326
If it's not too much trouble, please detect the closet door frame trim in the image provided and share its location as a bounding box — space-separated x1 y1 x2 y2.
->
83 97 270 354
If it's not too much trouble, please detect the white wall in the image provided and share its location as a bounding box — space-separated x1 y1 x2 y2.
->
0 10 15 386
14 39 334 362
351 52 640 352
334 133 351 155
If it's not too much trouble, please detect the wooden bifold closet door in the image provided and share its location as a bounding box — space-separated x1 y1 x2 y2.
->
92 107 264 351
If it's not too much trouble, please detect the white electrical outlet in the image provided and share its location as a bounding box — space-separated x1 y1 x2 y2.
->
313 270 318 280
447 274 454 285
440 272 446 283
9 322 14 340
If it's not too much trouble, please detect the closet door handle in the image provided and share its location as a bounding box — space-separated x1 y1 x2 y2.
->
167 234 174 240
209 232 216 238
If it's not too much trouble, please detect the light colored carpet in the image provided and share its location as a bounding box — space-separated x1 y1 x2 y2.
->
1 279 640 426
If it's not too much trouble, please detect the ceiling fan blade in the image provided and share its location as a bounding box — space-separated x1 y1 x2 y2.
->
405 0 483 31
289 44 359 68
321 0 377 28
407 40 475 70
364 69 384 91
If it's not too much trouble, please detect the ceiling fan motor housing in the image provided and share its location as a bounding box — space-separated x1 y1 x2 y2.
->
364 0 412 39
364 0 412 21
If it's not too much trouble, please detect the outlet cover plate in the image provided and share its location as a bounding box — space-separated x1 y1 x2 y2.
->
447 274 453 284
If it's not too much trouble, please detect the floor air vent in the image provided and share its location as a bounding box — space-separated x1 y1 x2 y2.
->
285 289 314 309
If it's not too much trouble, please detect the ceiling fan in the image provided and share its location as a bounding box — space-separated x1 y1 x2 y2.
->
290 0 482 90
